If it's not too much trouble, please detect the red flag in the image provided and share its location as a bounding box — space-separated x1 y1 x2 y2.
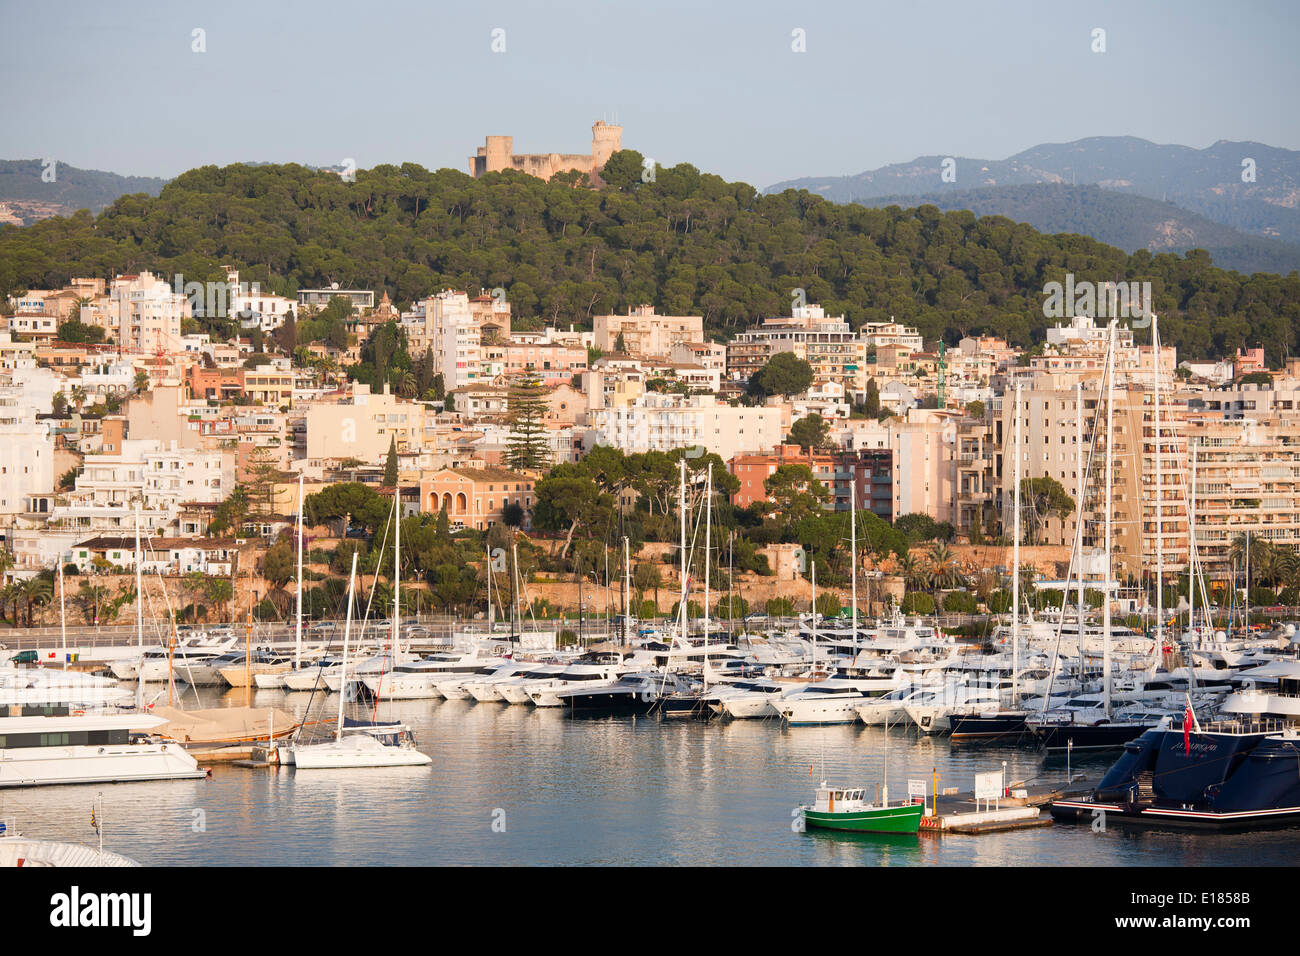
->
1184 701 1193 755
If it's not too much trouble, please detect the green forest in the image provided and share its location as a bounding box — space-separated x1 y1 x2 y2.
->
1 150 1298 363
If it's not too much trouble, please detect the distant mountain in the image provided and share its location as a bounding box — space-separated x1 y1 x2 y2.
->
0 160 167 224
766 137 1300 272
863 183 1300 275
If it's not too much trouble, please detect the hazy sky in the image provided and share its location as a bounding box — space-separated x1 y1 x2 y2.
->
2 0 1297 187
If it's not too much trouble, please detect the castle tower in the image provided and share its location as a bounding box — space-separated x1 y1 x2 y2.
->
591 121 622 169
484 135 513 173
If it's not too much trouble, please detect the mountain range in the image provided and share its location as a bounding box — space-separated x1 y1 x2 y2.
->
0 160 167 224
766 137 1300 275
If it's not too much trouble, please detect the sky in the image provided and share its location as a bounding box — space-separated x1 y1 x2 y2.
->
2 0 1298 188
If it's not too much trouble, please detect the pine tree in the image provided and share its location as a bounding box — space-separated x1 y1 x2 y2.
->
383 436 398 486
505 376 550 471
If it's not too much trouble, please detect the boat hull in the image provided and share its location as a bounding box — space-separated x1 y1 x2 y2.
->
950 713 1030 741
1049 798 1300 831
1033 721 1154 752
801 804 925 834
0 742 206 788
291 736 432 769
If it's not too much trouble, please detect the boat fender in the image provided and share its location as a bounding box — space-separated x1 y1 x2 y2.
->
203 767 213 778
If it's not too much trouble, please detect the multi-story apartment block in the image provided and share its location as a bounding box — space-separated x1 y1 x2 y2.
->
729 443 892 517
859 320 924 351
485 341 586 386
593 305 703 358
297 287 375 311
1185 416 1300 576
304 383 425 462
0 386 54 524
411 290 511 390
584 393 783 462
79 272 189 353
726 305 865 391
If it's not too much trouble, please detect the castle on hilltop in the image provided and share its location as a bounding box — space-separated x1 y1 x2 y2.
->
469 120 622 182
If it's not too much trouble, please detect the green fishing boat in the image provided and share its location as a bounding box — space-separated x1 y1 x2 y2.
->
798 783 926 834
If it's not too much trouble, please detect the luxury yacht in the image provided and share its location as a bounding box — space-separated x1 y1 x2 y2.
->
0 706 206 787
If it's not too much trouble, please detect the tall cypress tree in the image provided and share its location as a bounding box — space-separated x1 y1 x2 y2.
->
383 435 398 486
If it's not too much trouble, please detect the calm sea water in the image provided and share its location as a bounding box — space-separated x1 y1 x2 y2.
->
11 688 1300 866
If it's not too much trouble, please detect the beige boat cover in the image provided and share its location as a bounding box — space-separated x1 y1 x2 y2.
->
149 706 300 745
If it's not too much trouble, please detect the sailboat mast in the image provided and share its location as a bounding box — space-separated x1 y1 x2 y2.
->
1190 441 1198 641
295 473 304 671
1152 316 1164 656
1076 381 1085 659
133 502 144 711
393 492 401 657
512 542 520 646
811 559 818 672
850 482 858 661
58 558 67 672
703 463 712 690
1012 382 1021 704
1103 321 1116 717
678 457 688 643
623 535 630 645
1245 531 1251 638
337 550 358 739
134 501 143 653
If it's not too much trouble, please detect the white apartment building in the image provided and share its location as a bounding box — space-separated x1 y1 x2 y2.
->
82 272 189 353
224 267 296 332
0 390 53 520
860 320 924 351
413 290 511 390
52 438 234 537
584 393 783 461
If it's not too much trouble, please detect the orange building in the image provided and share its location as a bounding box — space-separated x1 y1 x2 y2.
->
730 444 890 517
418 467 537 531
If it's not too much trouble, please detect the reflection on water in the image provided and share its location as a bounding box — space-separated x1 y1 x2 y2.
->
9 688 1300 866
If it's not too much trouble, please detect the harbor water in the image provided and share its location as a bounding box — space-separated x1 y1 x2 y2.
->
9 687 1300 866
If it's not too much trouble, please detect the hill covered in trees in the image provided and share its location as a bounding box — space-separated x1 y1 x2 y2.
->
1 151 1298 363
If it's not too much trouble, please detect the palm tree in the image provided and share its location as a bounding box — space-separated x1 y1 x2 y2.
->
19 575 53 627
398 371 417 398
897 553 926 594
926 541 963 607
70 385 87 410
0 584 17 626
77 581 109 625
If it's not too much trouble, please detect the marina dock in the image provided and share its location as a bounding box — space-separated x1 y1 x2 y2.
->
918 779 1086 834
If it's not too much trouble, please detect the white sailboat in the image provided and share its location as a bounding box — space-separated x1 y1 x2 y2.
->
290 553 432 769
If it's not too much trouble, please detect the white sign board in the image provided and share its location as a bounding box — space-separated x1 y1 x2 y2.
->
974 771 1003 801
907 779 927 799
